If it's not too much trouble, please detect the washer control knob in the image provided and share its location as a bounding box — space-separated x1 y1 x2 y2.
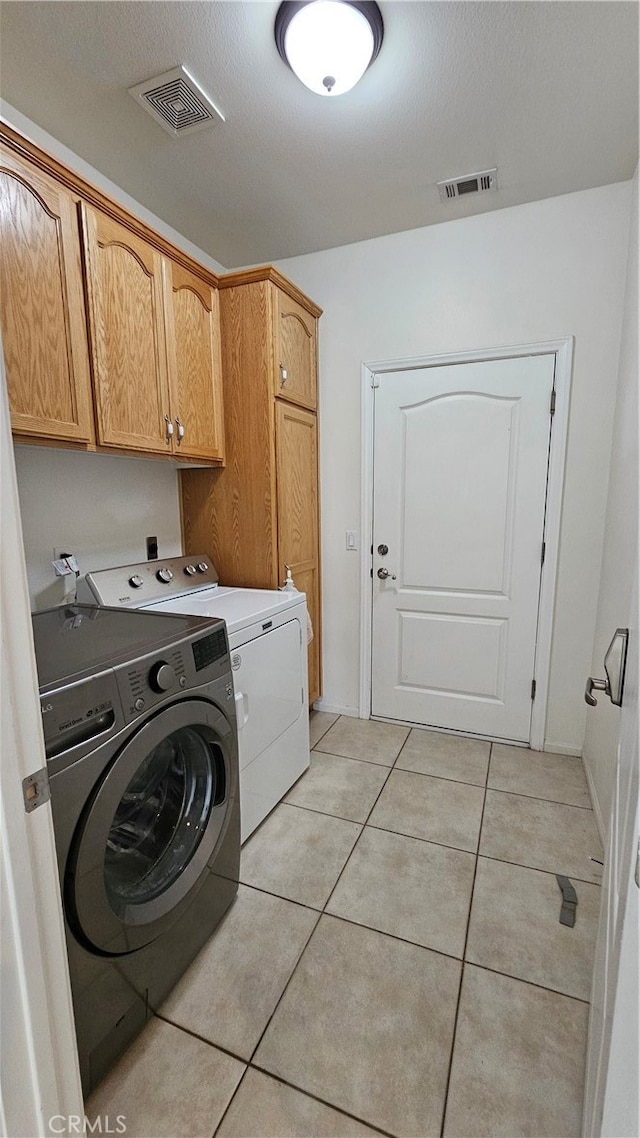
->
134 697 145 712
184 564 197 576
149 661 176 692
197 562 209 573
156 567 174 584
129 574 144 589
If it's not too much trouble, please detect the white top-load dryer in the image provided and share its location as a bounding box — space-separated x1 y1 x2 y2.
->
80 555 310 841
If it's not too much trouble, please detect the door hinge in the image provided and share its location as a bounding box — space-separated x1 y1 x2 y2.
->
531 678 537 700
22 768 50 813
541 541 546 566
371 374 380 389
550 389 556 416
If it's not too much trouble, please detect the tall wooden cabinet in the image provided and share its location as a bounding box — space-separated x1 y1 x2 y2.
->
0 146 93 442
180 267 323 703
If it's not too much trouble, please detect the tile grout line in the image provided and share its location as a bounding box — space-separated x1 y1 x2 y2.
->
244 907 323 1066
484 785 596 812
312 750 596 812
247 1063 397 1138
226 726 410 1131
459 960 592 1006
153 1010 252 1066
231 878 594 1002
308 712 341 749
211 1060 251 1138
227 726 414 1138
320 730 413 914
438 740 492 1138
478 850 602 887
312 745 398 770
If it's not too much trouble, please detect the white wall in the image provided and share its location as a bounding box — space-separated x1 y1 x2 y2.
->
278 182 633 753
15 446 183 609
583 167 639 833
1 102 226 276
2 103 225 607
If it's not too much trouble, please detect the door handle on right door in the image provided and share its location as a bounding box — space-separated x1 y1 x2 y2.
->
585 627 629 707
377 567 397 581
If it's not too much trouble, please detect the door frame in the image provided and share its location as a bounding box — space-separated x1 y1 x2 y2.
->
1 343 84 1135
359 337 574 751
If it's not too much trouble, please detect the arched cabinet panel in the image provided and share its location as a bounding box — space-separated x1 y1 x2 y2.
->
0 147 93 441
81 204 170 453
163 262 225 462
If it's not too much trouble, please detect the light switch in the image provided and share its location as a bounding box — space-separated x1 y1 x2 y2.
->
346 530 359 551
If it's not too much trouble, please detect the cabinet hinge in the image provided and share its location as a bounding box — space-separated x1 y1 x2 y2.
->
371 374 380 389
22 768 50 813
531 679 537 701
541 541 546 566
550 389 556 416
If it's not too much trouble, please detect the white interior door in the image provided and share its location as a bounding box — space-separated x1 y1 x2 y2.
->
371 354 555 741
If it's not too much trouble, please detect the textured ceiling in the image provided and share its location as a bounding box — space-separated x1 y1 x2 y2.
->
0 1 637 267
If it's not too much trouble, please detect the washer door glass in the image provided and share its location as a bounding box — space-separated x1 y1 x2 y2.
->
69 699 236 954
104 726 221 917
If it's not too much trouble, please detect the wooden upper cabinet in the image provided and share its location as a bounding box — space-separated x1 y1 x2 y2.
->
81 203 172 453
0 147 93 442
163 261 224 463
274 290 317 411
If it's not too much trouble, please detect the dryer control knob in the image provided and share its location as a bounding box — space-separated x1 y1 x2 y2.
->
149 661 176 692
156 567 174 584
197 562 209 573
184 564 197 576
129 574 144 588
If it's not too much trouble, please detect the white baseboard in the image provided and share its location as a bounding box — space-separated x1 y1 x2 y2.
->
582 756 607 846
312 699 360 718
543 741 583 756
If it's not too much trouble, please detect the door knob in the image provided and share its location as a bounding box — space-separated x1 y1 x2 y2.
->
377 567 397 580
585 628 629 707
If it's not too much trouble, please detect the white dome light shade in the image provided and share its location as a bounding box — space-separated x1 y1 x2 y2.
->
276 1 383 97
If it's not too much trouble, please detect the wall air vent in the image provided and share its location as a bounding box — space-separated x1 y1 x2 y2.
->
437 168 498 203
128 66 224 138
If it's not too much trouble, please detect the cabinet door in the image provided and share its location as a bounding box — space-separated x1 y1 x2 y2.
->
274 290 317 411
81 204 171 453
163 261 224 462
275 402 322 703
0 148 93 442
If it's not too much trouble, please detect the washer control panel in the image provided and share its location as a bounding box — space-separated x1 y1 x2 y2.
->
80 555 220 608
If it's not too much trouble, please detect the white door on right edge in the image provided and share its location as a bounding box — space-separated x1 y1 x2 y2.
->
371 354 555 741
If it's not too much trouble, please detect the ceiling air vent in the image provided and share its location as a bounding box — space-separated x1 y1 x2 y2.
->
128 66 224 138
437 168 498 203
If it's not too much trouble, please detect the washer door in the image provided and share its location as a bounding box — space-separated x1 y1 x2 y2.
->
68 698 235 955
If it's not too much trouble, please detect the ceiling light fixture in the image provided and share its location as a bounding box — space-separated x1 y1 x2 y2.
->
275 0 384 97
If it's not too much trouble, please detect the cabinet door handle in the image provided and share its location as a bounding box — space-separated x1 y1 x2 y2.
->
164 414 174 443
175 417 185 445
279 362 288 387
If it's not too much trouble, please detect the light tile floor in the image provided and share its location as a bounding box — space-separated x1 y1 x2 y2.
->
87 714 603 1138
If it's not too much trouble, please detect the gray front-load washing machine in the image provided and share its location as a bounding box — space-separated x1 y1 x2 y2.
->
31 603 240 1095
